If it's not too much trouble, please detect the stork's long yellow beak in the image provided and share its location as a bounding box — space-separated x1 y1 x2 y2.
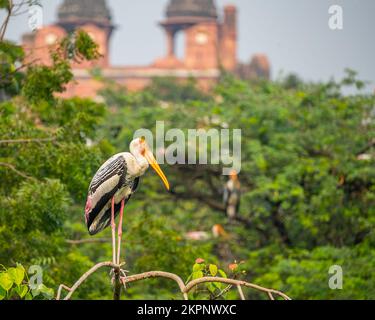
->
144 150 170 191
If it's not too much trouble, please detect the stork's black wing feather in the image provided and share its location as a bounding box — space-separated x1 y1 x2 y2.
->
89 156 126 194
86 156 127 233
96 177 140 233
132 177 140 193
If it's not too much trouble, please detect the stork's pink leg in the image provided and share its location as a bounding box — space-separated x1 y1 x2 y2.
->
117 199 125 264
111 197 116 265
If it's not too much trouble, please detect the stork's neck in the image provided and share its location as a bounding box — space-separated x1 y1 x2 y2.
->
127 152 149 178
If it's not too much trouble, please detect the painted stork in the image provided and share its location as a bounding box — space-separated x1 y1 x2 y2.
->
84 137 170 265
223 170 241 219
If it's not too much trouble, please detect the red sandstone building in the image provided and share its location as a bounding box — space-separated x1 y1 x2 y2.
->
22 0 270 98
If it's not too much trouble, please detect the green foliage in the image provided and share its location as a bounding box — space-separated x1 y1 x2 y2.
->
145 76 210 103
22 59 72 104
185 259 245 300
97 74 374 299
245 242 375 299
0 263 54 300
22 30 101 104
0 30 109 298
72 30 102 61
1 22 374 300
0 41 24 96
0 0 10 10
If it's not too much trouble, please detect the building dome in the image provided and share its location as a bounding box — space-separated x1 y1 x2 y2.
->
58 0 112 25
166 0 218 20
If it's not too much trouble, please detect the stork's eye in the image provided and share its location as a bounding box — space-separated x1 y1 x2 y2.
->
139 144 146 155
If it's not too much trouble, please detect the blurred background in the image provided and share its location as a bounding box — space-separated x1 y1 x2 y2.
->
3 0 375 90
0 0 374 300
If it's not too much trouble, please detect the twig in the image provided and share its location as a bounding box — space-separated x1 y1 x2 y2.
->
0 0 13 41
0 137 56 145
58 261 119 300
0 58 41 85
268 292 275 300
122 271 188 300
213 284 232 300
184 277 291 300
56 284 71 300
65 238 111 244
237 285 245 300
0 162 36 181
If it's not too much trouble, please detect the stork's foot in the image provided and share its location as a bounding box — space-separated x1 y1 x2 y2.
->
110 264 128 286
120 269 129 290
120 277 127 290
109 268 115 278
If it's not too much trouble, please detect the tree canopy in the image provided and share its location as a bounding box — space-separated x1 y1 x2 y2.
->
0 5 374 299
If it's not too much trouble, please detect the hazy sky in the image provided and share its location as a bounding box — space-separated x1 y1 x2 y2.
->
2 0 375 90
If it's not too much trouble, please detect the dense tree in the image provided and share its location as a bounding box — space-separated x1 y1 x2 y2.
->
98 73 374 299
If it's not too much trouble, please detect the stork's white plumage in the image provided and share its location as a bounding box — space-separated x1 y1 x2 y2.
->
84 137 170 265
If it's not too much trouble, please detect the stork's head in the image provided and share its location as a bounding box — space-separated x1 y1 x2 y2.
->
130 137 170 191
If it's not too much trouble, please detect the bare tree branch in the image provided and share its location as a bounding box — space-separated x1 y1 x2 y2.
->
56 284 71 301
0 137 56 145
56 261 291 301
0 58 41 86
122 270 189 300
237 284 245 300
213 284 232 300
58 261 119 300
356 138 375 155
184 276 291 300
0 162 36 181
0 0 13 41
65 238 111 245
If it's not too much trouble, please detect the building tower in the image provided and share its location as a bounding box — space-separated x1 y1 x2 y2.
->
158 0 237 71
220 5 237 71
57 0 114 68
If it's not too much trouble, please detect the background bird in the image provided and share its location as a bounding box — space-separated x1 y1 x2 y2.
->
184 224 230 241
84 137 170 265
223 170 241 220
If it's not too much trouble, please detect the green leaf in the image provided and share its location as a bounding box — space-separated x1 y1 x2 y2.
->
209 264 218 277
193 263 203 272
8 288 17 299
0 287 6 300
39 284 54 300
206 283 216 293
213 282 224 290
15 284 28 298
25 292 33 300
0 0 9 10
218 269 227 278
0 272 13 291
192 271 203 280
8 265 25 286
185 274 192 284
